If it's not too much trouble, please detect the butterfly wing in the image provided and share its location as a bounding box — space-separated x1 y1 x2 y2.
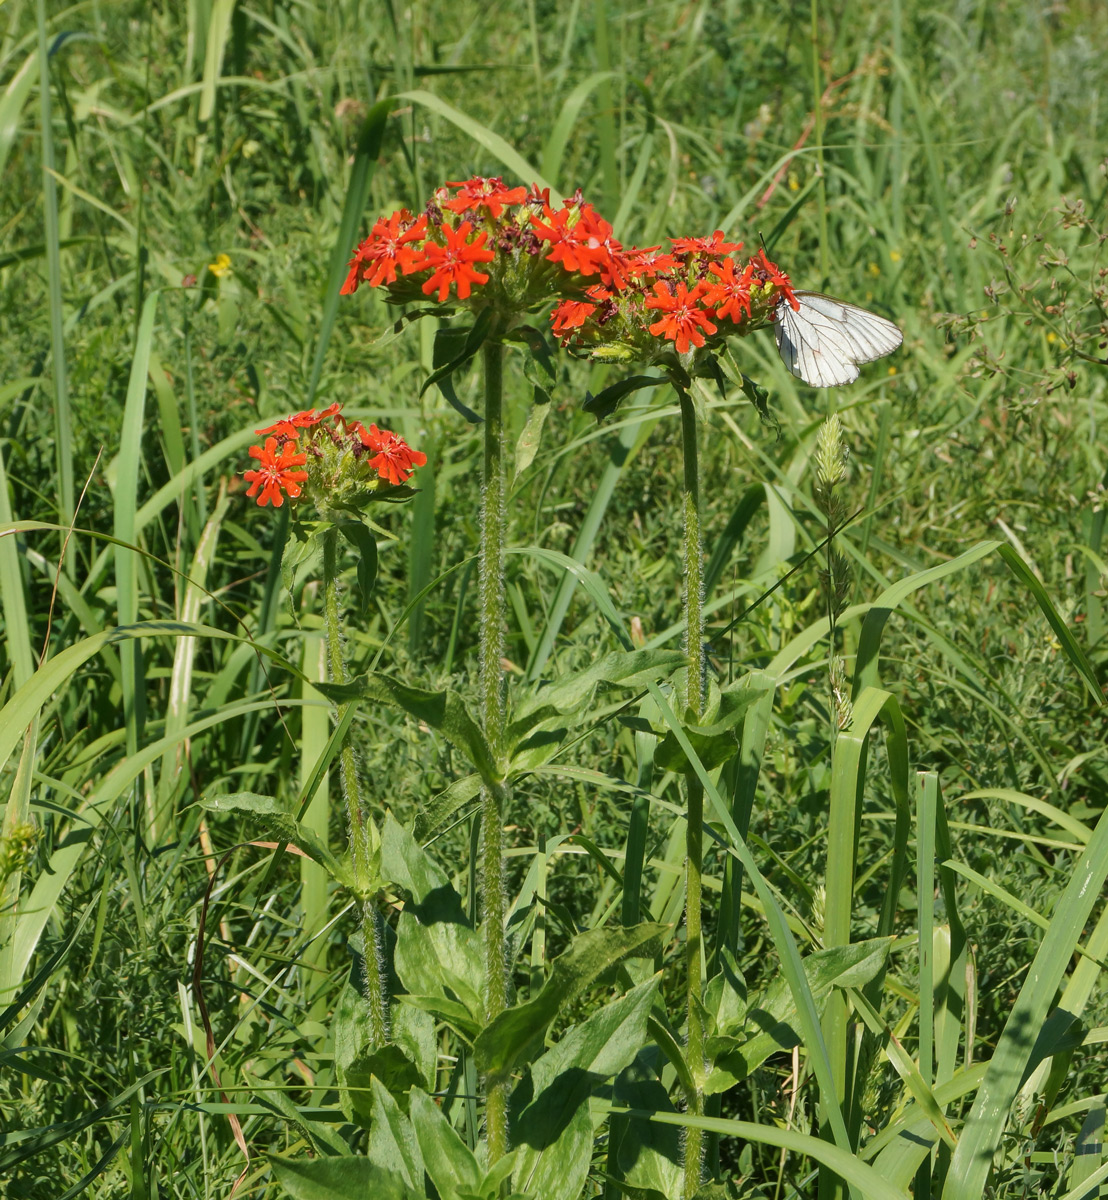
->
775 291 903 387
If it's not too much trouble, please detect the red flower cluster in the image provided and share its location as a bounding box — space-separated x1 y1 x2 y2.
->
341 178 532 305
339 175 800 365
243 405 426 508
549 240 798 361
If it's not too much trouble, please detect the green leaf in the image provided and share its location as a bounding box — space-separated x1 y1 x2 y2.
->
338 520 378 617
653 686 770 773
199 792 355 889
703 947 748 1038
319 673 499 784
245 1070 351 1158
513 1104 591 1200
513 649 686 727
512 389 551 483
268 1156 419 1200
412 773 482 841
393 911 485 1040
512 978 660 1190
367 1076 423 1188
704 938 892 1094
609 1055 682 1200
507 649 685 772
583 375 664 423
281 521 324 606
421 309 495 419
381 811 469 924
475 923 667 1078
410 1088 482 1200
344 1046 424 1123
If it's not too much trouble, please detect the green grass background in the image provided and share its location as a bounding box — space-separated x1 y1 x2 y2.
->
2 0 1107 1196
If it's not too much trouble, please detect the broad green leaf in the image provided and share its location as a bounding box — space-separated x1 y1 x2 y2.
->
367 1076 423 1188
475 923 666 1078
583 375 664 422
512 389 551 482
410 1088 481 1200
421 310 495 418
513 649 685 726
344 1046 424 1123
609 1055 682 1200
513 977 660 1194
703 948 747 1038
199 792 355 889
705 939 892 1094
269 1155 420 1200
381 812 469 924
322 673 499 784
653 686 770 773
513 1103 590 1200
393 912 485 1039
412 773 482 841
338 520 378 617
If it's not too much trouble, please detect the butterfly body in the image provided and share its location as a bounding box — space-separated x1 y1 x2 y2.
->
774 291 903 387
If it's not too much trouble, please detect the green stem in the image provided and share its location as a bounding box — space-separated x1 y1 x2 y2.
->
323 529 388 1046
678 388 706 1197
480 339 510 1164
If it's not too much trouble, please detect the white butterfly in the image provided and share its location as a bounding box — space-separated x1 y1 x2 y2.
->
774 291 903 387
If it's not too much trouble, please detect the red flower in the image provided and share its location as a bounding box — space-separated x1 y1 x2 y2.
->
255 403 341 439
645 281 718 354
703 259 755 324
551 298 597 337
243 437 309 507
626 247 680 279
531 205 595 275
752 249 799 311
356 423 428 485
443 176 528 219
418 221 495 302
341 211 428 294
670 231 743 258
575 207 631 288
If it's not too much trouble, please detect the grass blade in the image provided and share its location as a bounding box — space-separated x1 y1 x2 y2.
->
943 799 1108 1197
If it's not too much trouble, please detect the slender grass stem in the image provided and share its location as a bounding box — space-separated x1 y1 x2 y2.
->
322 529 388 1046
480 339 510 1165
678 387 706 1197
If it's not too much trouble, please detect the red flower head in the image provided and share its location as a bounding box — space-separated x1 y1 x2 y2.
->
670 231 743 259
355 423 428 485
255 403 342 440
551 298 598 339
419 221 496 302
703 259 755 324
341 211 428 295
752 249 799 311
443 176 529 219
644 281 718 354
243 437 309 507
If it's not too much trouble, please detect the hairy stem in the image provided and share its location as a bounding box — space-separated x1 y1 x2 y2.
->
480 339 510 1164
323 528 388 1046
679 388 706 1197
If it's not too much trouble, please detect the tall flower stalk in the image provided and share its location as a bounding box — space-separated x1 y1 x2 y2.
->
678 384 708 1196
478 336 511 1161
322 527 388 1044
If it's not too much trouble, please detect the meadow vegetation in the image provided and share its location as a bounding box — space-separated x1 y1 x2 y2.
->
2 1 1107 1197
